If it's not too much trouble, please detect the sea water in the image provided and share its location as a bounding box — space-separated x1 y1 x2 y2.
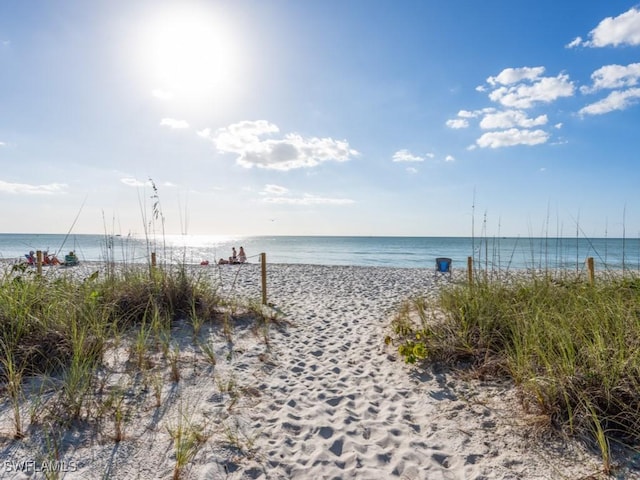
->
0 233 639 271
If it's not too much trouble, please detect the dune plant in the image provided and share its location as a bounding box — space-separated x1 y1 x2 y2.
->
98 383 129 443
221 417 261 458
197 338 217 366
148 372 163 408
166 401 209 480
168 344 181 383
1 341 25 438
391 274 640 470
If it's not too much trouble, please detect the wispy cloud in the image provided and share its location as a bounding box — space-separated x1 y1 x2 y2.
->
0 180 67 195
567 7 640 48
578 63 640 116
475 128 549 148
580 63 640 94
262 184 289 195
260 184 354 205
579 87 640 116
199 120 358 171
120 177 152 187
392 149 425 162
160 118 189 129
486 66 546 86
263 194 355 206
445 118 469 129
479 110 548 129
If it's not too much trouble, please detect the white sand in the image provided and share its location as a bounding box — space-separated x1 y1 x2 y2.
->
0 262 634 479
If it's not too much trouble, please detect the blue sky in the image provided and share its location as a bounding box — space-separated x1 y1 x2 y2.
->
1 1 640 237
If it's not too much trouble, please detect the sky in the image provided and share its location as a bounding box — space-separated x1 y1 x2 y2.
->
1 0 640 237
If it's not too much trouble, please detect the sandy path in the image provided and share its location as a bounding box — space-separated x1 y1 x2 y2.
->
208 264 606 479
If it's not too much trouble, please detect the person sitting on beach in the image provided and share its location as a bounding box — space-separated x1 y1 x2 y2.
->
25 251 35 265
238 246 247 263
64 251 79 266
230 247 238 264
43 251 61 266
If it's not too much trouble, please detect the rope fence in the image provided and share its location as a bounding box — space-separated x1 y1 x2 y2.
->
28 248 272 307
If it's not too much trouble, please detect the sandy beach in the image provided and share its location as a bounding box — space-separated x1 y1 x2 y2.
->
0 262 633 479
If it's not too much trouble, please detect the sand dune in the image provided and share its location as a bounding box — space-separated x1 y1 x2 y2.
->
0 263 629 479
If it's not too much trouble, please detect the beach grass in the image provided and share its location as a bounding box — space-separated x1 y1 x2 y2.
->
0 261 249 443
391 272 640 472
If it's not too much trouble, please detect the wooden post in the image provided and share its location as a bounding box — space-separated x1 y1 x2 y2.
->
260 252 267 306
587 257 595 285
467 256 473 286
151 252 157 268
36 250 43 276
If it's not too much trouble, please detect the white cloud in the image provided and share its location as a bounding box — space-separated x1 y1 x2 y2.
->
566 36 583 48
446 108 497 129
570 7 640 48
579 87 640 116
580 63 640 93
262 194 354 205
445 155 455 162
120 177 152 187
0 180 67 195
262 184 289 195
197 128 211 138
450 68 572 150
487 66 546 86
260 183 353 205
479 110 548 129
488 73 574 109
445 118 469 129
392 149 424 162
160 118 189 129
202 120 358 171
457 110 478 118
0 141 5 146
476 128 550 148
406 167 418 174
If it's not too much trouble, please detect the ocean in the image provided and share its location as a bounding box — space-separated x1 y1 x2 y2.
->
0 233 639 271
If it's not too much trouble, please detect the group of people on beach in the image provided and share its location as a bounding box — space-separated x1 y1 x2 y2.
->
24 250 79 267
218 246 247 265
199 246 247 266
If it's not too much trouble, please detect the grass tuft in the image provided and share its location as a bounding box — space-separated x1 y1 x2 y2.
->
391 273 640 468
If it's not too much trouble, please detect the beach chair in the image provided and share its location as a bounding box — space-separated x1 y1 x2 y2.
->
435 257 452 279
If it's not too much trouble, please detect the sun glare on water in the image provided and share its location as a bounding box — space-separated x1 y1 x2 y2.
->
133 4 244 102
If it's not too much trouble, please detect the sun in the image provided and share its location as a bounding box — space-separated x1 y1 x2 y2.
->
134 5 243 101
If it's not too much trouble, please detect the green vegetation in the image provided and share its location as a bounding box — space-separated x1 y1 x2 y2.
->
391 273 640 473
0 261 273 473
0 264 219 389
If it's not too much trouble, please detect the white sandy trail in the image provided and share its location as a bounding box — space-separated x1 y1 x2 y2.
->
208 264 605 480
